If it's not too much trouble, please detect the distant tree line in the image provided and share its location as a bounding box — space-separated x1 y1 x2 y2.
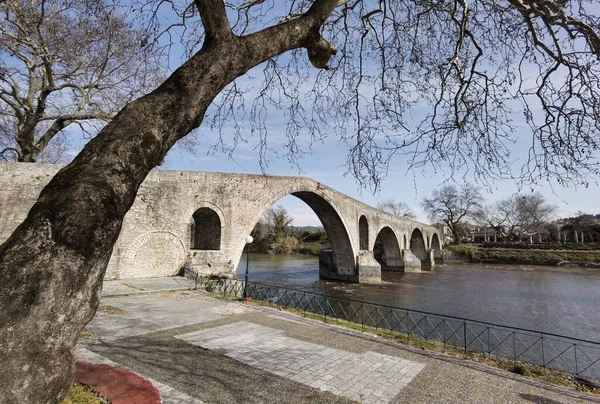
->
249 206 330 255
417 184 600 245
381 185 600 245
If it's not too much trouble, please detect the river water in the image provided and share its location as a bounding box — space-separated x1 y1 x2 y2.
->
237 253 600 343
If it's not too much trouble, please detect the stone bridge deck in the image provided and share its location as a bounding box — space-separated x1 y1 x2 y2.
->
0 163 443 283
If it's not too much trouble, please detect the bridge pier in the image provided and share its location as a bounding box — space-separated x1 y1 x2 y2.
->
357 251 381 284
319 250 382 283
403 249 421 272
318 250 360 282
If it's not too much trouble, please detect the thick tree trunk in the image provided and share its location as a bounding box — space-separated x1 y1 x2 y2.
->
16 149 36 162
0 41 244 404
0 3 337 401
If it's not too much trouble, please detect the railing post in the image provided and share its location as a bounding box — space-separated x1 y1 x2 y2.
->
574 344 578 376
487 327 490 357
541 334 545 369
361 304 365 333
513 332 516 364
407 310 410 345
463 320 467 354
303 292 306 317
443 320 446 348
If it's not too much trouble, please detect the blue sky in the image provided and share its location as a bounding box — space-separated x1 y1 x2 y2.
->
64 1 600 227
159 118 600 226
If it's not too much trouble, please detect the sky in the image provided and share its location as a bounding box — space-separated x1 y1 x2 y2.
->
158 121 600 226
62 1 600 227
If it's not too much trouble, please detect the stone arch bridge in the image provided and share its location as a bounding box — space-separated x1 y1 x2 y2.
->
0 163 443 283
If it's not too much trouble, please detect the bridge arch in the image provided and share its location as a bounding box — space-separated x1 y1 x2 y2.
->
374 226 402 270
124 231 186 278
359 215 369 250
431 233 442 260
240 185 356 278
191 207 222 250
410 228 428 261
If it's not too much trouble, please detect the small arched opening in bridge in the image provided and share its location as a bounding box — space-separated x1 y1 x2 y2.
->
431 233 442 260
403 234 407 250
190 207 221 250
410 228 428 262
359 215 369 250
240 193 355 281
373 227 402 271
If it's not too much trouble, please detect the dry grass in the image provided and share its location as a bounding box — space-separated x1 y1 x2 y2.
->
97 305 126 315
60 384 109 404
78 329 93 341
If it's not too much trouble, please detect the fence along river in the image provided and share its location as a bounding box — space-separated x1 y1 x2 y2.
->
232 254 600 379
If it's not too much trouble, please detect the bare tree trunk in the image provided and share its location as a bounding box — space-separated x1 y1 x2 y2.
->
0 3 338 399
16 148 36 162
450 224 462 244
0 43 241 404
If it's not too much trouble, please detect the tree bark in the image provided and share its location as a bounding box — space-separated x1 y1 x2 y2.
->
450 224 462 244
0 2 339 401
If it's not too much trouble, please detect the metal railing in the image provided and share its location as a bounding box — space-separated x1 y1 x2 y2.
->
194 276 600 380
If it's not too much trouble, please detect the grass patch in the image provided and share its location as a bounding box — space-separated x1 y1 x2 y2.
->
98 305 126 315
122 283 145 291
296 242 328 256
60 383 109 404
78 329 93 341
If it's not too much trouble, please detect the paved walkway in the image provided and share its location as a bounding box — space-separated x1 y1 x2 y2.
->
101 277 195 296
78 277 600 404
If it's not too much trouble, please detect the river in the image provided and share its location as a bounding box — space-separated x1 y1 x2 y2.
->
237 253 600 343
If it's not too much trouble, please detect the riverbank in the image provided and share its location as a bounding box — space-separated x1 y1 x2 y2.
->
249 241 329 256
444 245 600 267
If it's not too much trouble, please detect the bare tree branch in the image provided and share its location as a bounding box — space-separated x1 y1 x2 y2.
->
195 0 233 40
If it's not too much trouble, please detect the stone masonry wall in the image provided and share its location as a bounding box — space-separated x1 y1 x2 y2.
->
0 163 442 281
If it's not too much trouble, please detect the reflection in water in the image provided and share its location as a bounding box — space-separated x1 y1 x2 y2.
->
237 253 600 342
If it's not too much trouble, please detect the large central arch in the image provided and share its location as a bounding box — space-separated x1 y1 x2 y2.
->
238 186 357 281
291 191 355 276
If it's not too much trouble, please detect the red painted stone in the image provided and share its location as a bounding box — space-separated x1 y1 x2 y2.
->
75 361 161 404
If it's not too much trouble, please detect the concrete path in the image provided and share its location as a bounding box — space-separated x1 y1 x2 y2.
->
78 278 600 404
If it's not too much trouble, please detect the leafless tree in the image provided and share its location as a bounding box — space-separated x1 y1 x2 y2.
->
421 184 484 243
476 192 557 240
377 198 416 219
0 0 162 162
516 193 558 235
262 205 294 238
1 0 599 402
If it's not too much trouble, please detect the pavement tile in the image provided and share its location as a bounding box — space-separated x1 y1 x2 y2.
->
176 322 425 403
